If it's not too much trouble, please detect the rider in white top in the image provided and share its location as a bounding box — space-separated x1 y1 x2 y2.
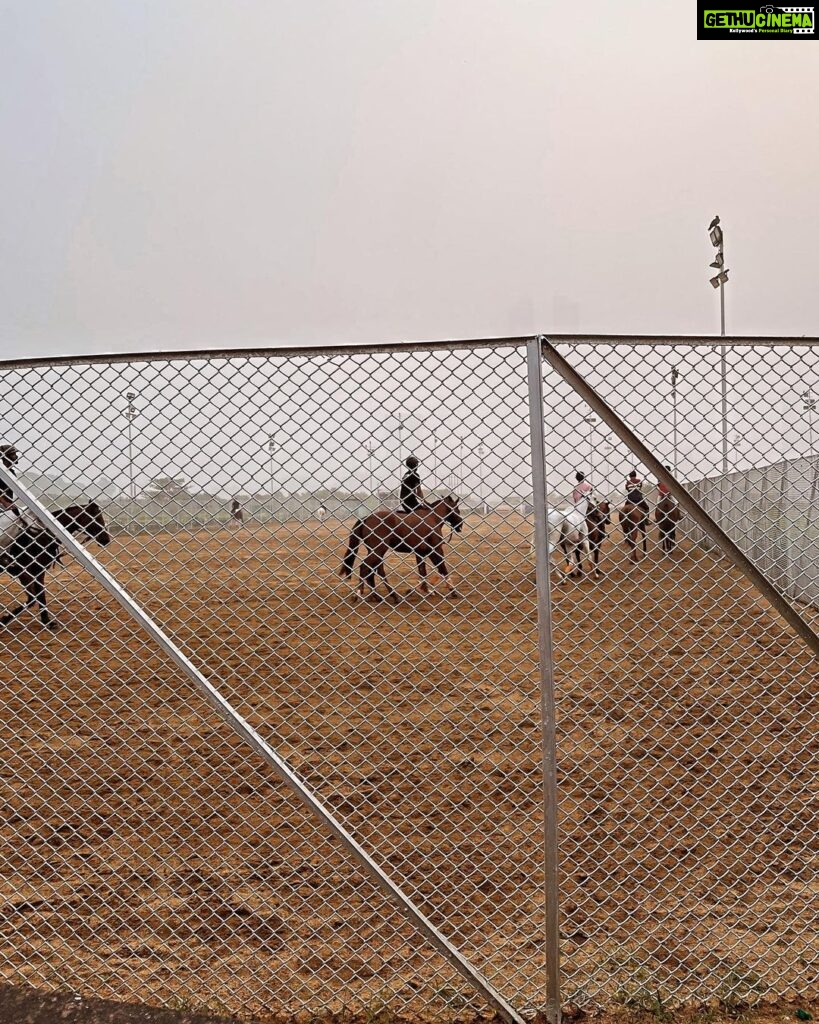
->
572 472 594 513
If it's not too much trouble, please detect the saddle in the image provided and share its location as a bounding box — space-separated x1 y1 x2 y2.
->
622 499 649 520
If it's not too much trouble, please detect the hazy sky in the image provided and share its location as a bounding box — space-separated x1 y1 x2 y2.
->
2 1 818 360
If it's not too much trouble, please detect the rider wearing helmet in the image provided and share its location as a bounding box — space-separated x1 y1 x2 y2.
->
657 465 673 500
399 455 425 512
624 468 650 516
572 471 594 513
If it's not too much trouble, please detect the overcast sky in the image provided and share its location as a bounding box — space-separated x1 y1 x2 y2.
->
1 1 818 361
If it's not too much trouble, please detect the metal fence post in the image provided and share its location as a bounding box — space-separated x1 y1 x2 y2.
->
526 339 562 1024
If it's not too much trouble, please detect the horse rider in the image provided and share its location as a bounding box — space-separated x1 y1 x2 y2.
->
657 465 673 501
399 455 425 512
624 468 650 517
572 471 594 513
0 445 24 564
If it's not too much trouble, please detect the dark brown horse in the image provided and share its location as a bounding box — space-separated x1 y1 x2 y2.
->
655 493 682 554
340 496 462 604
1 503 111 628
620 498 649 563
586 500 611 579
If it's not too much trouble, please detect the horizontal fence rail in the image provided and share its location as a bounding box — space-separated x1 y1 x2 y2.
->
0 335 817 1020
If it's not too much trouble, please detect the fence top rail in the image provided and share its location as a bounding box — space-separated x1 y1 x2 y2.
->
2 333 818 372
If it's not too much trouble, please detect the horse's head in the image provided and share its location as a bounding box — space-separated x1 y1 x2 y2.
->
60 502 112 546
587 500 611 527
442 495 463 533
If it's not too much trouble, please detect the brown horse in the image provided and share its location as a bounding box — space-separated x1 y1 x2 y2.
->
1 503 111 628
340 496 463 604
620 498 649 563
655 493 682 554
586 500 611 579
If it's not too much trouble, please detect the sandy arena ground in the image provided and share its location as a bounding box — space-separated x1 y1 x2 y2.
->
0 513 817 1020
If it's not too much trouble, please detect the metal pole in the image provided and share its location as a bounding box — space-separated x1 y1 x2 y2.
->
526 339 562 1024
538 336 819 660
0 463 527 1024
587 417 596 482
268 436 276 524
477 443 486 514
128 418 134 501
808 397 818 511
671 366 679 477
126 392 137 502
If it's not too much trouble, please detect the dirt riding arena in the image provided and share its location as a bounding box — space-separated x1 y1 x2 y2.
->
1 513 817 1019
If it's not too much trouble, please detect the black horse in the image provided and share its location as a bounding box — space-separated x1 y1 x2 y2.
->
1 503 111 628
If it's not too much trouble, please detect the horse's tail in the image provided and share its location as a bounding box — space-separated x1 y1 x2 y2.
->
340 521 364 578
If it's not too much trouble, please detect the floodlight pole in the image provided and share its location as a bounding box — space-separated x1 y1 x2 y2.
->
477 443 487 514
268 435 277 523
805 394 818 510
126 392 137 502
583 414 597 482
670 366 680 477
364 439 375 498
708 218 730 488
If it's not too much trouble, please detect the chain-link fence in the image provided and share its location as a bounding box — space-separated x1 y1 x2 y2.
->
0 337 817 1021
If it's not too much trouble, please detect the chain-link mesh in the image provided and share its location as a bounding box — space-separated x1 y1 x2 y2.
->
0 344 543 1020
547 340 818 1011
1 338 817 1019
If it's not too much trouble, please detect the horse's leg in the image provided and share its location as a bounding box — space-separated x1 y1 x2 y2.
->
429 547 457 597
359 553 382 602
580 534 591 577
29 574 51 628
0 601 27 626
559 530 573 578
1 572 41 627
626 526 638 563
376 559 399 605
414 553 429 594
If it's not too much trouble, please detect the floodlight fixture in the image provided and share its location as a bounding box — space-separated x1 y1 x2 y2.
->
709 224 723 247
710 274 721 289
710 253 724 269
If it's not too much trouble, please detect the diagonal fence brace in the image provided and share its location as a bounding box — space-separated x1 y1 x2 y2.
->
538 336 819 660
0 464 528 1024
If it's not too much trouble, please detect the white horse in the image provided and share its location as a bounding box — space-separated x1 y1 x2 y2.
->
530 506 591 583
